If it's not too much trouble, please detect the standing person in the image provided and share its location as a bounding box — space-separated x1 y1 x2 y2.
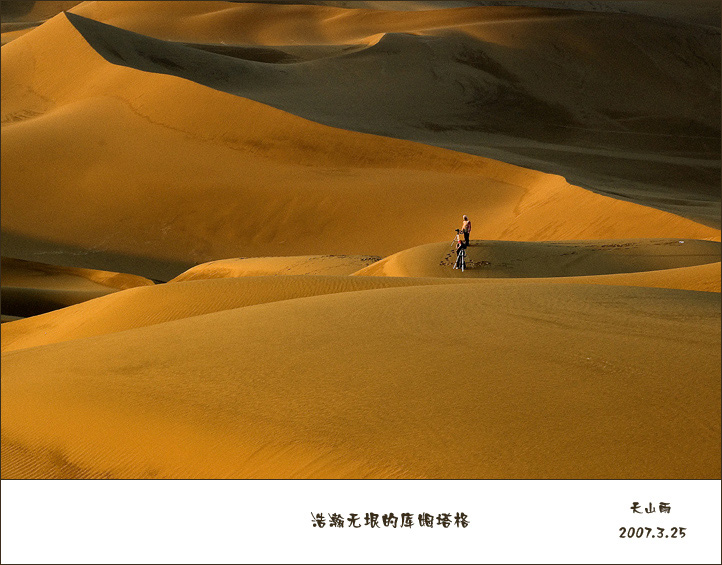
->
461 215 471 246
453 230 467 270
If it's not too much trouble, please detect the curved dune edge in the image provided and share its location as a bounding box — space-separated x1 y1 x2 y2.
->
1 29 33 46
2 283 719 479
170 255 381 281
66 2 584 46
1 257 156 317
0 275 475 353
4 236 719 352
525 262 722 293
57 3 721 228
351 238 722 278
2 13 719 280
1 257 155 290
1 1 82 45
65 2 720 47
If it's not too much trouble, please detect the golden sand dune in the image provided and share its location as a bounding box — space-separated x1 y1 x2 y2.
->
58 3 721 225
2 282 719 479
1 29 33 46
170 255 380 281
1 257 154 290
67 2 579 45
0 1 82 23
5 235 718 352
1 1 719 482
528 261 722 293
0 274 476 353
353 238 722 278
0 0 82 45
66 1 721 45
2 12 718 279
1 257 154 317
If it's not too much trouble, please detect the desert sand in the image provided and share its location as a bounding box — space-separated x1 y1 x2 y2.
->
170 254 381 281
1 1 720 479
1 257 154 319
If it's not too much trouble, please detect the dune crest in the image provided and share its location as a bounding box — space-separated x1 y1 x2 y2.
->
1 257 155 318
169 254 380 281
2 12 718 280
0 274 475 353
58 2 722 225
352 238 722 278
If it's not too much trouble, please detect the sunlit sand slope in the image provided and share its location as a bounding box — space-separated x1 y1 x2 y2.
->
352 239 722 278
527 262 722 293
1 1 82 46
2 283 719 479
1 275 474 353
1 1 81 23
63 2 721 225
5 235 719 352
1 257 154 317
2 13 717 279
170 255 380 281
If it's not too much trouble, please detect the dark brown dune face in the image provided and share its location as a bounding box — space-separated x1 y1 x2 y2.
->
60 6 721 226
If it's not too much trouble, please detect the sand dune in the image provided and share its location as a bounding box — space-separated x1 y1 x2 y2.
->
0 1 82 23
1 257 154 290
352 238 721 278
528 261 721 293
1 1 719 481
1 29 33 46
226 1 721 26
2 282 719 479
5 236 718 352
0 0 82 45
2 11 718 280
60 2 721 225
170 255 380 281
1 257 154 317
1 274 475 353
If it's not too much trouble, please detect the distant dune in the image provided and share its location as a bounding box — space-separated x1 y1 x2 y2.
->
62 1 721 225
2 11 718 279
1 257 154 318
170 255 380 281
0 0 81 45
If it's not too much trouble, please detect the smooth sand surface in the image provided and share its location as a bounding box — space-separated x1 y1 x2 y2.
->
0 274 474 353
2 282 719 478
170 255 380 281
0 1 82 22
0 1 82 45
4 237 718 353
352 238 722 279
1 257 154 317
